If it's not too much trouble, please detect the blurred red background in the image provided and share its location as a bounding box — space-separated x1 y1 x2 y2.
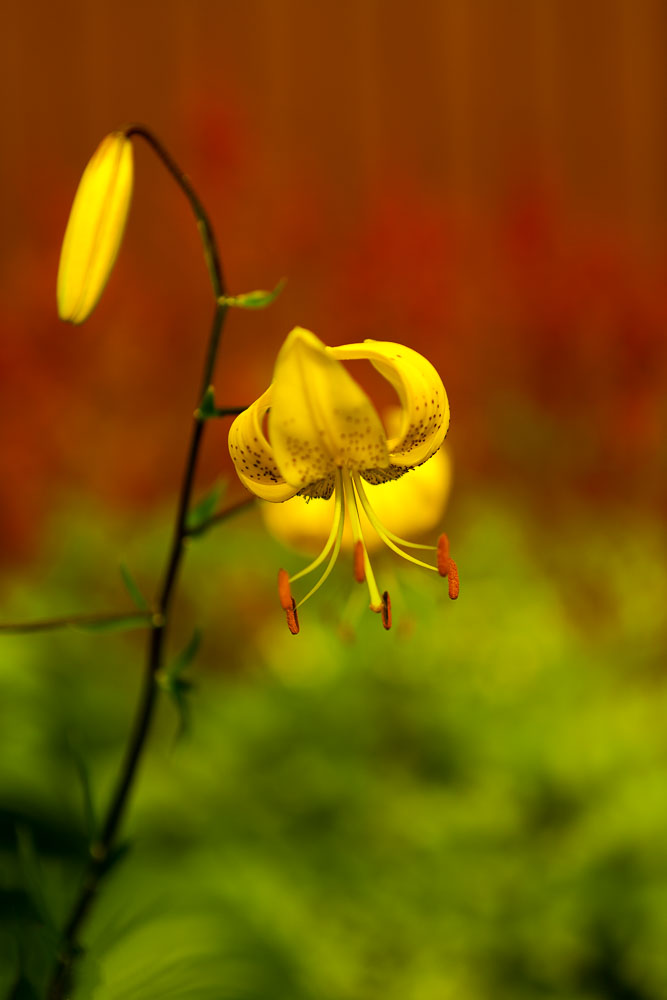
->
2 0 666 567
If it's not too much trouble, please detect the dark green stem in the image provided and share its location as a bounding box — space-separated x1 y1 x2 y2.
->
124 124 225 301
46 128 229 999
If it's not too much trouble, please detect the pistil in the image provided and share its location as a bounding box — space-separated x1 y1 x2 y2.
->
344 471 383 612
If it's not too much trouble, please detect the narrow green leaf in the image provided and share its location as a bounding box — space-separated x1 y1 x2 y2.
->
171 679 193 742
15 826 56 934
197 385 218 419
158 628 201 742
73 614 149 633
186 481 225 532
219 277 286 310
170 627 202 680
119 563 148 611
157 672 195 740
68 739 97 842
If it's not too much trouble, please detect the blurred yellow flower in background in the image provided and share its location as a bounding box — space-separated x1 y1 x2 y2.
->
229 328 459 632
57 131 133 324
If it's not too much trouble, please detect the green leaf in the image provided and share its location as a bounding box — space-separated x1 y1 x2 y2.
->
170 626 203 680
186 481 225 532
170 678 194 742
73 614 150 633
157 627 201 742
68 738 97 842
119 562 148 611
219 277 286 310
157 671 195 742
15 826 56 935
197 385 218 419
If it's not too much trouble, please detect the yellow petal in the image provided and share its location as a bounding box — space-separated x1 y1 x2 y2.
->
228 387 298 502
57 132 134 325
329 340 449 468
269 328 390 489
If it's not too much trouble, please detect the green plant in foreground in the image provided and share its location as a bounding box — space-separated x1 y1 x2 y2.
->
4 124 279 999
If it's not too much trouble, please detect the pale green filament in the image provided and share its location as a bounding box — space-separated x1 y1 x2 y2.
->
295 471 346 608
344 472 383 610
353 473 438 573
290 473 344 584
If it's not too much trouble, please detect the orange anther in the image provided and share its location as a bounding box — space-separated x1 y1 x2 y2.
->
381 591 392 630
277 568 293 611
437 534 450 576
285 597 300 635
447 560 459 600
354 540 366 583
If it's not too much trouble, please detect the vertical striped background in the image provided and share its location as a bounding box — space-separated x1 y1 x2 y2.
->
1 0 666 249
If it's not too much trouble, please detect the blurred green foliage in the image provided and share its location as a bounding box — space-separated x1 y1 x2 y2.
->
1 497 667 999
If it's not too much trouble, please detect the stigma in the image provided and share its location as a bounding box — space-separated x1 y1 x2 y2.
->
277 469 458 634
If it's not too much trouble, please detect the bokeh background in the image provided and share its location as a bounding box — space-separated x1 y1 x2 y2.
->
2 2 667 997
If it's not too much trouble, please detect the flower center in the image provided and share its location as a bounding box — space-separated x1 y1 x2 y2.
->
276 470 458 634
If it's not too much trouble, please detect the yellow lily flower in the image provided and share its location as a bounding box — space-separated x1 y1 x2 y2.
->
57 131 134 325
228 327 459 632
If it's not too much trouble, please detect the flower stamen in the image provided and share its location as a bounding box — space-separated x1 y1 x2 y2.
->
437 533 450 576
277 568 293 610
353 541 366 583
289 477 344 585
381 591 392 630
353 474 439 573
447 560 459 600
295 470 346 609
286 598 300 635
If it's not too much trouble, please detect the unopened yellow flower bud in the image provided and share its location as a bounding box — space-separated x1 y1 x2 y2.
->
57 131 134 324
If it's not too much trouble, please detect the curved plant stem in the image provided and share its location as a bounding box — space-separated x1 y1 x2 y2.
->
124 124 225 301
46 127 230 999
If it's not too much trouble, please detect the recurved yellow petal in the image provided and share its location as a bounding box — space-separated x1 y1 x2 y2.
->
228 388 298 502
57 132 134 325
269 328 390 489
330 340 449 467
